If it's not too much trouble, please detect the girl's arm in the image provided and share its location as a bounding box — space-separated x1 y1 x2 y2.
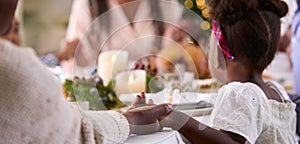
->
161 110 246 144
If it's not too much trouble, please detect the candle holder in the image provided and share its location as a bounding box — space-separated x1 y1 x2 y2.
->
97 50 128 86
131 61 165 93
114 70 146 96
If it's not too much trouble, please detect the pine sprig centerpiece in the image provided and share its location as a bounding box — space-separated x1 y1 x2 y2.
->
63 76 125 110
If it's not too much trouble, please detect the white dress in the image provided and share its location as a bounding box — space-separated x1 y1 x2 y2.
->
208 81 297 144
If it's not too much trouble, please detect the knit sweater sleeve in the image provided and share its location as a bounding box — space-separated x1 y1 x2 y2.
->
80 110 130 144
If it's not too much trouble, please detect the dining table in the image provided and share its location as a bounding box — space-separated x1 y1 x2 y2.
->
68 78 217 144
124 115 212 144
55 50 295 144
119 91 216 144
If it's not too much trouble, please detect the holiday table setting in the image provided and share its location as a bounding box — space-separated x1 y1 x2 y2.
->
59 50 218 143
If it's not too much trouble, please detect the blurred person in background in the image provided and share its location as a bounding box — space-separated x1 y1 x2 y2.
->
0 0 173 143
156 19 211 79
279 0 297 67
62 0 182 75
292 0 300 96
0 18 78 68
291 5 300 138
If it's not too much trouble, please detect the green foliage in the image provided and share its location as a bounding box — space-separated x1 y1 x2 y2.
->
63 78 125 110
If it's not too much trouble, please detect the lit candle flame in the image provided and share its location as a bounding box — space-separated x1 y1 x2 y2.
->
111 55 116 62
167 89 173 104
128 73 135 84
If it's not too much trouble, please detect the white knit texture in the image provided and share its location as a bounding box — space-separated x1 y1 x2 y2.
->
84 111 130 144
0 39 129 144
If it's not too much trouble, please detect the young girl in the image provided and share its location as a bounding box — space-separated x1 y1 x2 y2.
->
136 0 297 143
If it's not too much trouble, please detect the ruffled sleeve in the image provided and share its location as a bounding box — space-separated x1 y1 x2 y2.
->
209 82 265 144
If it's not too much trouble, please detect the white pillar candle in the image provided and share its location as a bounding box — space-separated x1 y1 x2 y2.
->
97 50 128 85
114 70 146 96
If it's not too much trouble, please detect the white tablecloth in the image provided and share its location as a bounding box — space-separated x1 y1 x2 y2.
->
119 90 216 105
125 128 185 144
123 91 215 144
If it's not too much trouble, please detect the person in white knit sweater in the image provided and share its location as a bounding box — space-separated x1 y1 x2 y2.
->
0 0 172 143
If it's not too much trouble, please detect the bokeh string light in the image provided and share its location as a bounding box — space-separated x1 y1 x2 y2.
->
180 0 211 30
